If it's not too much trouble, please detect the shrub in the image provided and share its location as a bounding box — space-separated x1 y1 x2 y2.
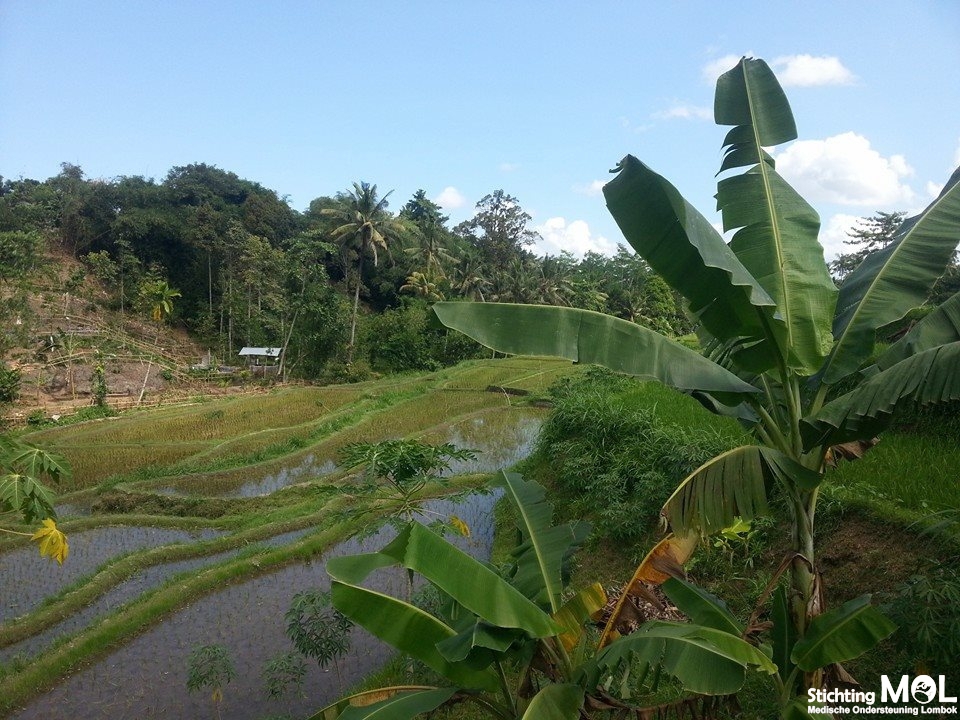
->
360 299 483 374
534 367 746 543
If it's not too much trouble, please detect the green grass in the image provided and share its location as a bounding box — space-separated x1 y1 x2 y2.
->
829 430 960 513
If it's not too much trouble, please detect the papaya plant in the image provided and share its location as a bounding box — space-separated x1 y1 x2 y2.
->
311 471 774 719
431 56 960 713
0 434 70 564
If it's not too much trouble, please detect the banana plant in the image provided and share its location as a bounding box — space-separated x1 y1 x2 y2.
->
310 471 773 719
432 57 960 713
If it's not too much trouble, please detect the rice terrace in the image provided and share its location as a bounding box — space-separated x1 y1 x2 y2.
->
2 23 960 720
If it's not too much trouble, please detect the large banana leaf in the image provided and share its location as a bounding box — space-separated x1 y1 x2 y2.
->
822 165 960 385
790 594 896 671
308 687 455 720
715 57 837 375
499 471 588 613
661 577 742 636
328 522 559 638
330 582 497 691
876 289 960 369
432 302 760 396
521 684 584 720
581 621 776 696
662 445 822 536
552 583 607 651
802 341 960 448
598 533 697 649
603 155 781 372
661 446 768 536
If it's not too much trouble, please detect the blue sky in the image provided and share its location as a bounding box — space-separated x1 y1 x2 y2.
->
2 1 958 260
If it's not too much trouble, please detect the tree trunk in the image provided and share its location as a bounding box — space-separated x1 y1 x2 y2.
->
347 256 364 363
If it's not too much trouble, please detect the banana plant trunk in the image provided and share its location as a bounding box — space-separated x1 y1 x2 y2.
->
790 490 823 691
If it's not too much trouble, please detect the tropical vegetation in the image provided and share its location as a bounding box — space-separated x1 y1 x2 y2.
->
431 56 960 716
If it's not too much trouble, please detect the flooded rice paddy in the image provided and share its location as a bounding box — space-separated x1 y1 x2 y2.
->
0 526 221 623
7 493 499 720
0 375 556 719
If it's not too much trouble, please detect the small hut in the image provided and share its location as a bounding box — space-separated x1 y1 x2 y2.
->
238 347 282 376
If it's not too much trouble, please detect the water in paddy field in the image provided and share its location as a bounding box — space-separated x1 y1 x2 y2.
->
6 492 501 720
0 526 223 623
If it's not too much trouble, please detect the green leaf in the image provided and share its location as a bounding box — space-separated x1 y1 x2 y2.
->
662 446 770 536
822 166 960 385
790 595 896 671
307 687 453 720
603 154 781 372
435 621 520 665
432 302 760 396
714 57 837 375
330 582 497 692
521 684 584 720
772 585 798 694
321 686 456 720
781 696 818 720
802 341 960 448
498 471 587 613
876 289 960 369
581 621 775 696
661 577 742 636
328 522 559 638
7 443 71 485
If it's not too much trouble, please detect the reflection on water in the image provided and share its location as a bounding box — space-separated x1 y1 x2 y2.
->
0 528 312 664
0 527 222 623
9 492 501 720
417 407 543 477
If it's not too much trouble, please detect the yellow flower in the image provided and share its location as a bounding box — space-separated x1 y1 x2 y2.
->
31 518 69 565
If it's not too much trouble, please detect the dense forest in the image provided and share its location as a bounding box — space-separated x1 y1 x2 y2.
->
3 163 956 388
0 163 692 382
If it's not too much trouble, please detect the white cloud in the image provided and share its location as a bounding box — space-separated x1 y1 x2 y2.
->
955 137 960 167
818 213 863 261
653 104 712 121
772 55 855 87
927 181 944 200
773 132 916 207
702 53 853 88
499 162 520 173
433 186 466 210
702 54 748 84
534 217 616 258
573 180 606 197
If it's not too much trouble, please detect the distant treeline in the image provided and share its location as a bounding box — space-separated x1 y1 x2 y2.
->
0 162 692 379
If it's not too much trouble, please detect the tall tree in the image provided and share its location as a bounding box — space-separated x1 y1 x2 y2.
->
455 190 540 269
829 211 905 281
322 182 408 361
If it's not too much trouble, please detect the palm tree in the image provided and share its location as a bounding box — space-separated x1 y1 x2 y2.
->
322 182 408 361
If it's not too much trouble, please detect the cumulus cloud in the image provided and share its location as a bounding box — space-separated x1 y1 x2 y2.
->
772 55 855 87
433 186 466 210
573 180 606 197
702 53 853 88
703 54 747 84
818 213 863 261
653 104 712 121
534 217 616 258
773 132 916 207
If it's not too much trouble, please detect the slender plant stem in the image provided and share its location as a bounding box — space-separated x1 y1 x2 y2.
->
494 661 516 717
